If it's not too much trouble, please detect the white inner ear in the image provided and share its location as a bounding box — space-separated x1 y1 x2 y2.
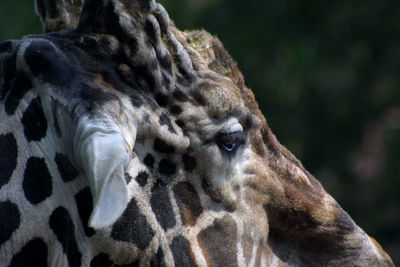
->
78 130 130 229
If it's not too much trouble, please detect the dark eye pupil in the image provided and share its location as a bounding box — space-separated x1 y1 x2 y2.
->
215 131 246 153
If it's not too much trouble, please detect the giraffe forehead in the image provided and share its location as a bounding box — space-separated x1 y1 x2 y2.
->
197 78 245 118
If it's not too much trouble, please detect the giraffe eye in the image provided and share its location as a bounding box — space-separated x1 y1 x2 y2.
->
215 131 246 154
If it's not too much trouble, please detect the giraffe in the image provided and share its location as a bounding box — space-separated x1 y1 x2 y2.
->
0 0 394 266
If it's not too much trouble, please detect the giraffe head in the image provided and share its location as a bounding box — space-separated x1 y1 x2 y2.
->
0 0 393 265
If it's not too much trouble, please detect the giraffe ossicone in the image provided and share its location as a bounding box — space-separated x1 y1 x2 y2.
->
0 0 394 266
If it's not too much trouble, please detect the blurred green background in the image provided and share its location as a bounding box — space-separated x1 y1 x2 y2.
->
1 0 399 264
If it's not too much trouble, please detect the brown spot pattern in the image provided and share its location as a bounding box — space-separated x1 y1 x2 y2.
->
173 182 203 226
197 214 238 267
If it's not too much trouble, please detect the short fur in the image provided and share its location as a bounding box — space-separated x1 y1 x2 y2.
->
0 0 394 266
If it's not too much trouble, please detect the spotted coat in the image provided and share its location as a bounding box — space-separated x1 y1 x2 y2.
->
0 0 394 266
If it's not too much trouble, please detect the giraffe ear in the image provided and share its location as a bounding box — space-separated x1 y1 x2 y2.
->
77 128 131 229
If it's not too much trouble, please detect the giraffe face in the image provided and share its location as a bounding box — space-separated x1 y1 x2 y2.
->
170 79 249 209
0 0 394 266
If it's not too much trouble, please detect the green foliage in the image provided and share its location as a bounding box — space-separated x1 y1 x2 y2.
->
0 0 41 40
1 0 399 264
